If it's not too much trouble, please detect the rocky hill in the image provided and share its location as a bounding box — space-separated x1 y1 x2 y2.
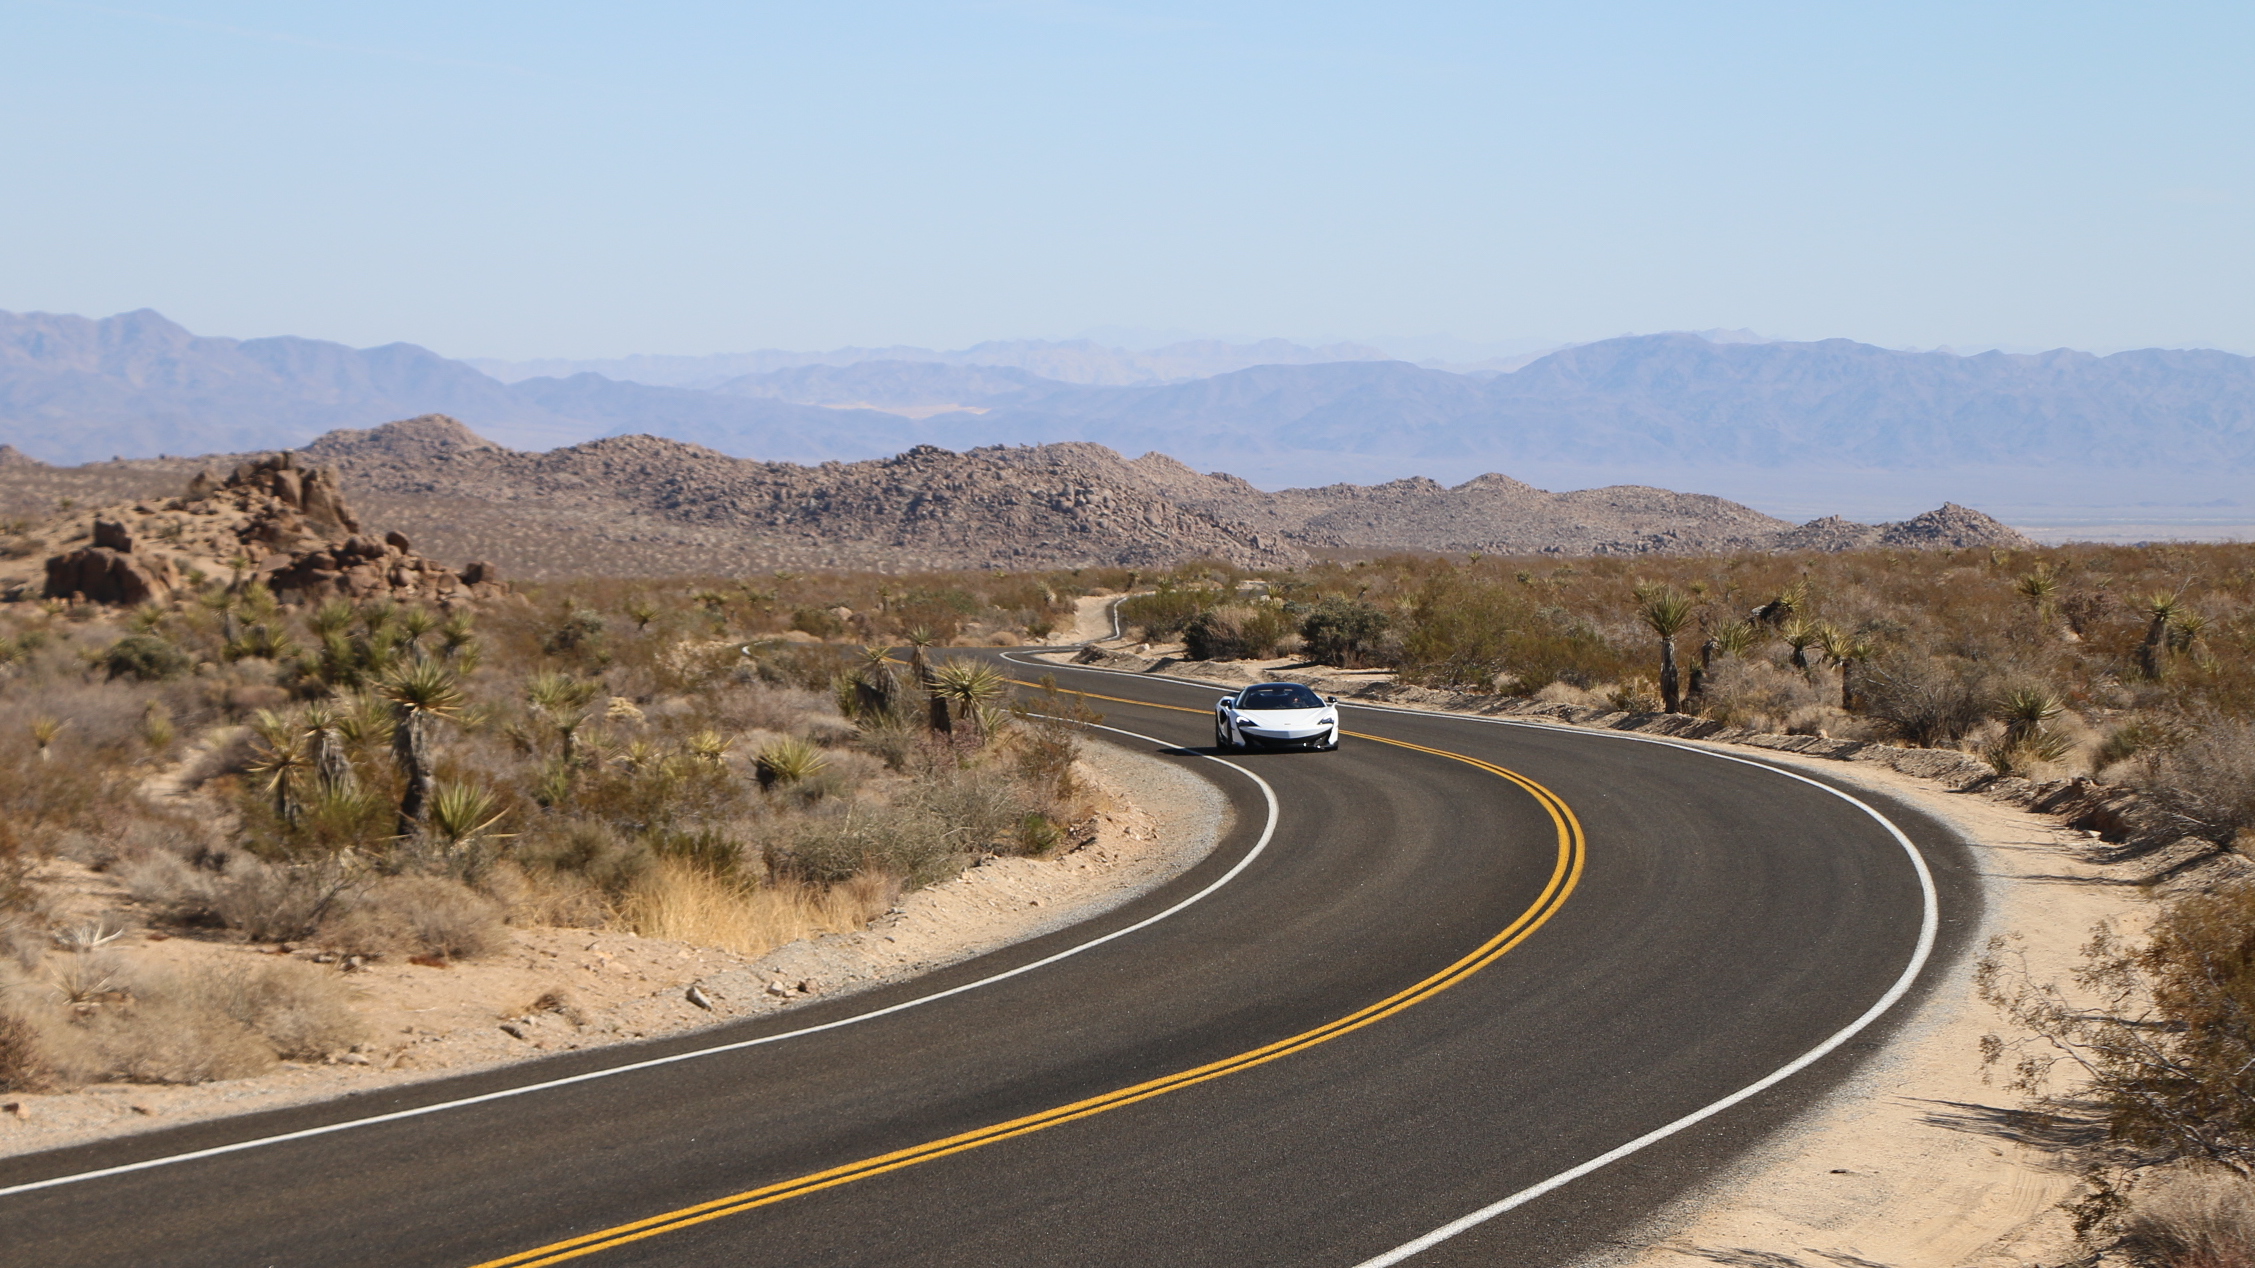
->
0 449 507 607
0 417 2034 579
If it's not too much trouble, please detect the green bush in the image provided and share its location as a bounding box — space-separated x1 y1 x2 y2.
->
1183 604 1297 661
1299 598 1391 668
101 634 191 681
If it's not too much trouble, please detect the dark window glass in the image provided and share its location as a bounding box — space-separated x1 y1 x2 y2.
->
1238 685 1324 710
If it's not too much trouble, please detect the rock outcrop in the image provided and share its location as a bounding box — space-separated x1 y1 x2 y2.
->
30 452 507 607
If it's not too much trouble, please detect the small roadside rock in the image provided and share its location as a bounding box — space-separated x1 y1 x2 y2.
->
498 1023 528 1041
684 984 715 1011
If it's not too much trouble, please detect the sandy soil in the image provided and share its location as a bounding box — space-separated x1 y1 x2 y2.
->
0 738 1225 1160
1030 641 2154 1267
1586 741 2122 1268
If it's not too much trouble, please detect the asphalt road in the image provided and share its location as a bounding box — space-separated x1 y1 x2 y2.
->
0 654 1980 1267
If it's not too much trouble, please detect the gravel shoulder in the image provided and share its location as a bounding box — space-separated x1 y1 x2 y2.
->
0 738 1226 1161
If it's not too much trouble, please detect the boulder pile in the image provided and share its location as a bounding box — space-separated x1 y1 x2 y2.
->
36 453 505 608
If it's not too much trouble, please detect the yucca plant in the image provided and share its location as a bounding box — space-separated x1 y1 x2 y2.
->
754 737 829 791
308 599 356 639
378 661 465 836
30 716 65 762
687 729 733 765
933 658 1008 737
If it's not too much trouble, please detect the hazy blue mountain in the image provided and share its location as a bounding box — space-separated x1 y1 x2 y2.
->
511 374 920 462
0 309 585 461
710 360 1057 410
472 336 1393 389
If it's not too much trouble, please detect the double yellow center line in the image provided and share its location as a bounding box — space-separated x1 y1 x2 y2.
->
471 678 1584 1268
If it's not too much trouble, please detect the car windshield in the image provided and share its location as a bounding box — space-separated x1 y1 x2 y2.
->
1237 684 1325 711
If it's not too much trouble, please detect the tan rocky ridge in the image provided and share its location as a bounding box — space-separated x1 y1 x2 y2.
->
0 416 2035 579
3 450 506 607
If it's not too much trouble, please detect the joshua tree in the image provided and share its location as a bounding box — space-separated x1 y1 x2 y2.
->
1818 625 1877 713
1634 584 1695 713
853 645 899 718
905 628 939 688
526 671 602 767
379 662 465 837
2137 592 2184 680
2014 566 2059 635
1780 616 1824 673
300 701 355 793
396 606 438 661
247 709 314 826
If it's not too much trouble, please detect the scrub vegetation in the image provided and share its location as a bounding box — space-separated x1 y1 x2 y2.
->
1122 544 2255 1254
1124 544 2255 842
0 570 1106 1091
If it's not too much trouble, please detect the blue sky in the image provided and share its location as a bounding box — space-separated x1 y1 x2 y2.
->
2 1 2250 359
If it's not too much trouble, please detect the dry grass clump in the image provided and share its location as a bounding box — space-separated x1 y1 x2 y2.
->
2116 1167 2255 1268
619 860 895 957
33 961 363 1085
318 876 506 961
0 1008 53 1092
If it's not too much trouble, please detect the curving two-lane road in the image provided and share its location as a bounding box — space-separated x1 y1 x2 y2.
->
0 654 1979 1267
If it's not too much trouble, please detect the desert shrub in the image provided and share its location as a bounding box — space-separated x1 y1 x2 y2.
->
1699 657 1829 730
1182 605 1296 661
790 606 848 640
1858 652 1990 746
43 961 361 1084
1605 678 1662 714
171 961 363 1060
1119 585 1224 640
209 859 357 942
101 634 192 682
319 875 505 960
650 827 750 879
1984 883 2255 1170
518 819 653 895
2143 717 2255 842
0 1009 52 1092
768 796 969 887
2114 1166 2255 1267
52 994 275 1084
1299 598 1391 668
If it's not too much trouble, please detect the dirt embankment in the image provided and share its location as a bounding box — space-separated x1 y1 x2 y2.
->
1033 642 2203 1267
0 740 1225 1160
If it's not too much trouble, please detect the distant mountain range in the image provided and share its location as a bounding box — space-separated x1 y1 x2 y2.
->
4 308 2250 529
467 336 1399 389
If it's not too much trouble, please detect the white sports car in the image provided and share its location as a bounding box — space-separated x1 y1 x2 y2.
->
1214 682 1342 752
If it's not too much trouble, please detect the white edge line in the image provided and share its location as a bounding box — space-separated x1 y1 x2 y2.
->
0 722 1279 1200
1008 653 1943 1266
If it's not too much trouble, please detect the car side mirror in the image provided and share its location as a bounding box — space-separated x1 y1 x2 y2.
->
1326 695 1338 704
